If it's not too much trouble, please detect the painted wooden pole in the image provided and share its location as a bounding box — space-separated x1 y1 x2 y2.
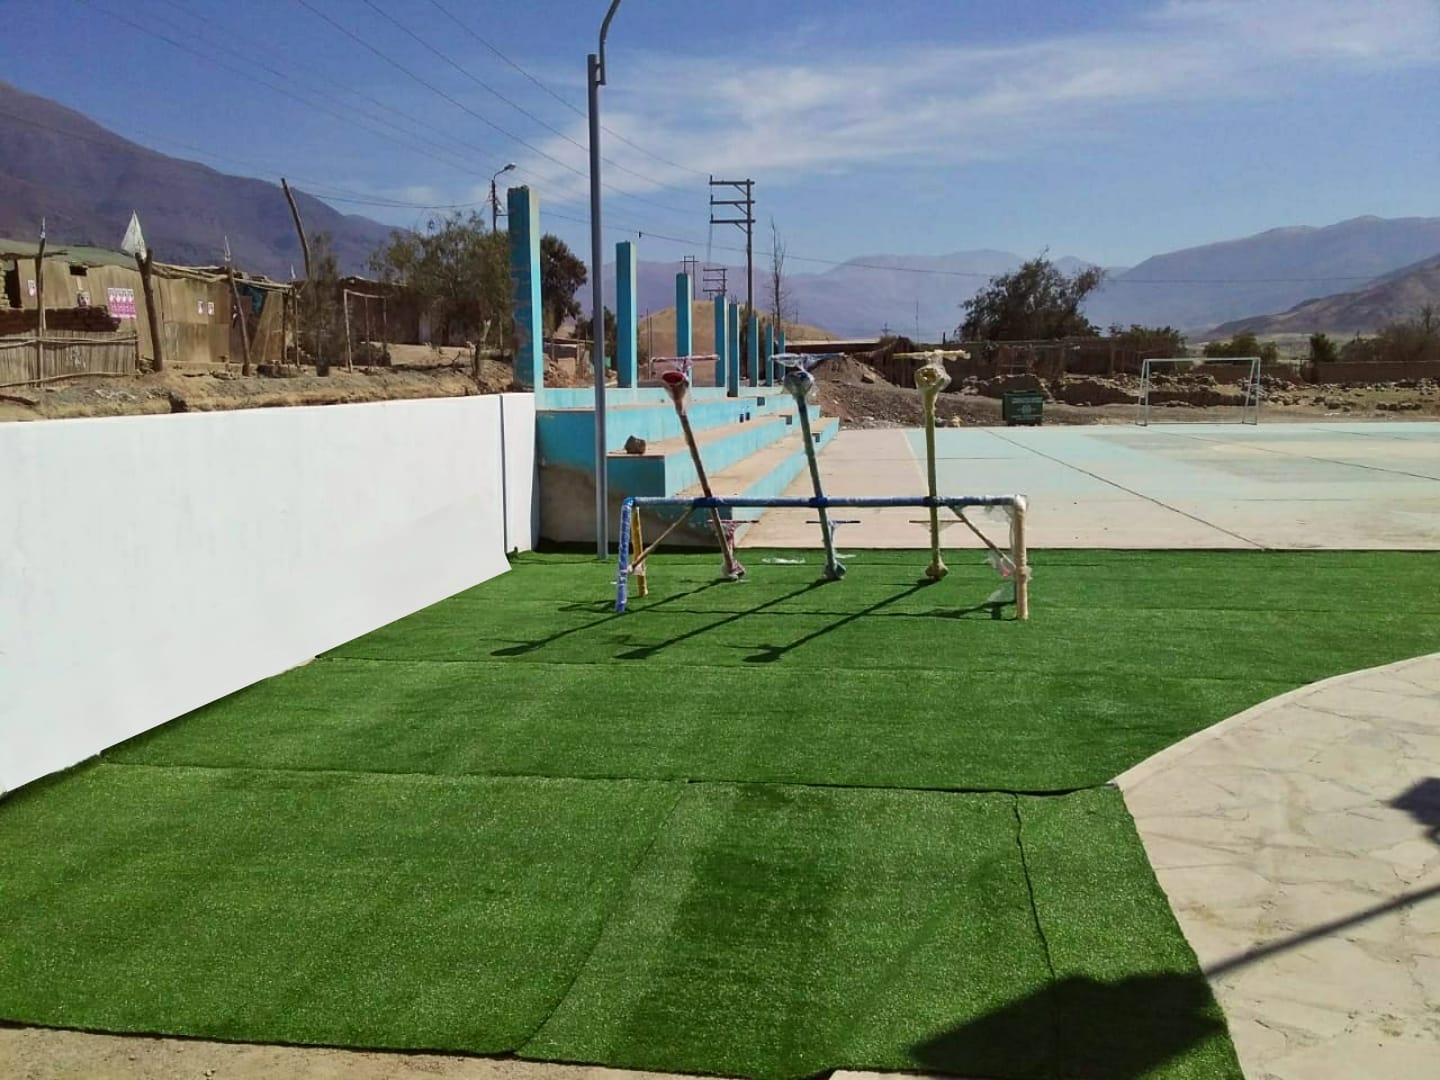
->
763 321 775 386
507 186 543 392
675 273 692 358
713 295 728 388
615 240 637 387
727 301 739 397
747 311 759 387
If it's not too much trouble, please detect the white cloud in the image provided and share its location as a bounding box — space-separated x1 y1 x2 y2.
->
505 0 1440 210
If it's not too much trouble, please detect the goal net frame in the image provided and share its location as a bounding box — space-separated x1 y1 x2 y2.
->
614 494 1029 618
1137 355 1261 426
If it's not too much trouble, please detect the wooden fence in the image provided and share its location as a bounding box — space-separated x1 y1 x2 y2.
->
0 331 139 388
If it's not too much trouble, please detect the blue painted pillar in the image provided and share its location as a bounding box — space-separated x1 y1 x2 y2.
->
507 186 542 391
675 273 692 358
747 312 759 387
727 301 740 397
777 327 786 358
764 321 775 386
713 296 728 388
615 240 637 387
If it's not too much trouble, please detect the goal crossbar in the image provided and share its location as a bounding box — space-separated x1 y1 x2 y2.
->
615 494 1029 616
1137 355 1261 426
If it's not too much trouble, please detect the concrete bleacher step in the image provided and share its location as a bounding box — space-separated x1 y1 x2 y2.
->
671 415 840 533
607 411 803 493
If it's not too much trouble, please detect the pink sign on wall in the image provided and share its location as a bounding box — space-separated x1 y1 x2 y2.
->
106 287 137 319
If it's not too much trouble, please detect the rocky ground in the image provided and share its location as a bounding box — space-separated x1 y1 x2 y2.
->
3 349 1436 426
811 361 1440 428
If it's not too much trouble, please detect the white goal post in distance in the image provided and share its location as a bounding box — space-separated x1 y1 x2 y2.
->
1137 355 1261 426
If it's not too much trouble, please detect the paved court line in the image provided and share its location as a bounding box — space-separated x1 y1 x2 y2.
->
983 429 1267 549
1150 428 1440 484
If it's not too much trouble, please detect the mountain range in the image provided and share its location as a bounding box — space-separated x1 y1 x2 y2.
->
0 81 394 277
2 82 1437 335
1213 254 1440 337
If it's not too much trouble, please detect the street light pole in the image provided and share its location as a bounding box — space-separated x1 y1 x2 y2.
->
589 0 622 558
489 162 516 232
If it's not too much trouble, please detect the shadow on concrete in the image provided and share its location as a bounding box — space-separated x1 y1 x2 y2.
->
616 580 830 661
489 581 723 657
1392 776 1440 843
1203 779 1440 978
911 973 1231 1080
745 583 930 663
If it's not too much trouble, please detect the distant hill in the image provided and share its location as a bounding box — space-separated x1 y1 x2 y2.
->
1084 217 1440 332
1212 255 1440 337
0 81 395 277
596 252 1098 341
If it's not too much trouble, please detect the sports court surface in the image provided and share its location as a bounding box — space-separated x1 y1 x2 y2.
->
743 422 1440 550
1 421 1436 1080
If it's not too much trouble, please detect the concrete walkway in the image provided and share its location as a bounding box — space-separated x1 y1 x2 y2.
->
1117 653 1440 1080
740 422 1440 550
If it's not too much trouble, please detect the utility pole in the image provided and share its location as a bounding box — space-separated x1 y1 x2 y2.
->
709 176 754 383
588 1 623 558
681 255 698 286
701 265 728 300
490 162 516 232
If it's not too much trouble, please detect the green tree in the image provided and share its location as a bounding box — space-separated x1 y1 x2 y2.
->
1108 323 1187 356
1203 331 1278 364
540 234 587 333
959 254 1105 341
575 307 618 366
369 212 509 344
1308 332 1338 364
302 232 344 368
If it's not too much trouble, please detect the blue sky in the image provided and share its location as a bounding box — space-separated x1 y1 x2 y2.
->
4 0 1438 269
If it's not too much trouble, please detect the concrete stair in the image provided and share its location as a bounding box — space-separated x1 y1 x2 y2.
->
536 384 838 545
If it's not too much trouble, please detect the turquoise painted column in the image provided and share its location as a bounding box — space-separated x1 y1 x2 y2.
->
777 327 786 357
747 312 759 387
727 301 740 397
675 273 692 358
713 296 728 388
507 186 542 391
615 240 637 387
764 321 775 386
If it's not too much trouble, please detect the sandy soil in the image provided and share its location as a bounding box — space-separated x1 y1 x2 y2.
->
0 1024 688 1080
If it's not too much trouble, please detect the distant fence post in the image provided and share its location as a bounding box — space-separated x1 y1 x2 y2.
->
33 233 45 383
135 250 164 372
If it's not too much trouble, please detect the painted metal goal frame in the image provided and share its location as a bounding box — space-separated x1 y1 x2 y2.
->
1137 355 1261 426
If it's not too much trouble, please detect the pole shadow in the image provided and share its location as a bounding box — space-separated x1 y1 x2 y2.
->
490 580 723 657
616 580 830 661
910 973 1231 1080
745 582 930 663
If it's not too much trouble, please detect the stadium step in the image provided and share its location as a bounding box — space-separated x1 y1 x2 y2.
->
673 415 840 529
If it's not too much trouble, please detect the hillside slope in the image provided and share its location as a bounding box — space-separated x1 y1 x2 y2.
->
1213 255 1440 336
0 81 394 277
1085 216 1440 332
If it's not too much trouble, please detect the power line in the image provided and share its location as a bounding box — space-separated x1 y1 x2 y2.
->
427 0 710 179
75 0 509 184
294 0 697 221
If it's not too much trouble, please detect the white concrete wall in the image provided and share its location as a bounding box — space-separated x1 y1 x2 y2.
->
0 394 537 794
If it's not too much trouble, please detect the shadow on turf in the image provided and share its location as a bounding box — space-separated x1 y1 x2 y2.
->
616 580 832 661
912 972 1232 1079
489 581 724 657
745 582 933 663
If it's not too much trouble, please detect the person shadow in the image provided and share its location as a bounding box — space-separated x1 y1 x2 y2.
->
910 972 1234 1080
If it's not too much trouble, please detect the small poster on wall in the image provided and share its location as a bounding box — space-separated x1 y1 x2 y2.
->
197 300 206 316
206 301 215 316
27 279 36 297
106 287 137 319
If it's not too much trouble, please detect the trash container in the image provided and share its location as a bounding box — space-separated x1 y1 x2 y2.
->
1002 390 1045 426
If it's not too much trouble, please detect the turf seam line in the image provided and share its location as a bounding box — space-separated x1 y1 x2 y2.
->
515 782 690 1053
96 759 1111 799
1011 794 1062 1073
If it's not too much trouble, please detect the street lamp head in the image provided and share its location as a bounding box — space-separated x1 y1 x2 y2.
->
502 162 516 173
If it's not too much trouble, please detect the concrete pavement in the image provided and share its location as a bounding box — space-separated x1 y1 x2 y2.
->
740 422 1440 550
1117 654 1440 1080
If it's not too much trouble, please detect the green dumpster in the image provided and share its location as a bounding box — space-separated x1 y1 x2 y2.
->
1002 390 1044 426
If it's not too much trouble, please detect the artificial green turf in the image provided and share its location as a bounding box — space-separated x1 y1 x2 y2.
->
110 550 1440 791
0 764 679 1052
522 785 1234 1080
7 550 1434 1078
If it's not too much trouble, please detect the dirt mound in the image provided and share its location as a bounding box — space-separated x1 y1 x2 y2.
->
1051 377 1136 406
810 354 891 386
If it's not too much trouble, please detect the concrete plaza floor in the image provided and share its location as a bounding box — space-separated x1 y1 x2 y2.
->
739 421 1440 550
